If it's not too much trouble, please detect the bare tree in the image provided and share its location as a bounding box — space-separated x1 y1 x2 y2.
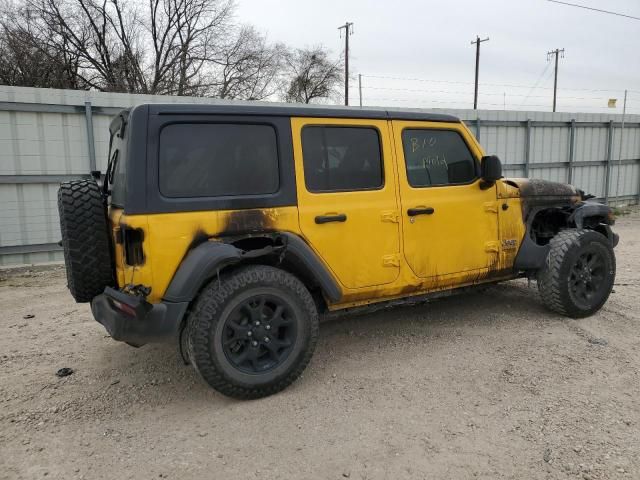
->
208 25 285 100
146 0 234 95
282 46 343 104
18 0 147 92
0 2 82 88
15 0 265 96
1 0 291 99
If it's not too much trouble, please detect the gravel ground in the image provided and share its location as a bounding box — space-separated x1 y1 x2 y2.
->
1 210 639 480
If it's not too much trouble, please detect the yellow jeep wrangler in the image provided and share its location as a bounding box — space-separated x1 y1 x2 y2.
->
58 104 618 399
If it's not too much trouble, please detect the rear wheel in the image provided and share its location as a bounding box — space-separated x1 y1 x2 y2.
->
57 180 114 303
538 229 615 318
187 265 319 399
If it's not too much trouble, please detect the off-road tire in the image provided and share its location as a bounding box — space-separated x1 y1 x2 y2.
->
538 229 615 318
187 265 319 399
57 180 114 303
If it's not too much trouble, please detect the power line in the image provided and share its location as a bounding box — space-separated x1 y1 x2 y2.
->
519 62 552 107
362 85 614 101
364 89 639 109
361 74 625 93
364 74 474 85
359 73 637 113
361 96 633 111
545 0 640 21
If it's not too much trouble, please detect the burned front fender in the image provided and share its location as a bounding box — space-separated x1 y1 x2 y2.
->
508 179 618 271
505 178 578 198
504 178 582 216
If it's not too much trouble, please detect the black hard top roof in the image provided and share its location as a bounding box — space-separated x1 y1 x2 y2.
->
144 102 460 123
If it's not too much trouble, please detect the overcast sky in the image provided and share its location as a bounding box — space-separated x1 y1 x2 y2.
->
235 0 640 114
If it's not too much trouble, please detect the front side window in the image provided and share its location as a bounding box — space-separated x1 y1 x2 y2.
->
402 129 477 187
159 123 279 197
301 126 383 192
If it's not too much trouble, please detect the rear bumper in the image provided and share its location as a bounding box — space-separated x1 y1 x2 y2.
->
90 287 188 346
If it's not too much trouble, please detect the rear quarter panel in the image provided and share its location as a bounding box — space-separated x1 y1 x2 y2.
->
112 207 300 304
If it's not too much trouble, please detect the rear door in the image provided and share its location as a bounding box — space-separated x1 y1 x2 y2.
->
291 117 401 289
392 120 500 283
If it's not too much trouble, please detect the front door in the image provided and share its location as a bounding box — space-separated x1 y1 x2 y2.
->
292 118 401 289
392 120 500 284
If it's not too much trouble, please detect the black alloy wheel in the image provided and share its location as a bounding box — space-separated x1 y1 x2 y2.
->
538 228 615 318
568 248 607 309
222 294 297 374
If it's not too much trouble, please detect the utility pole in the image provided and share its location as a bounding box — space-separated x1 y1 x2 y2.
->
338 22 354 106
547 48 565 112
471 36 489 110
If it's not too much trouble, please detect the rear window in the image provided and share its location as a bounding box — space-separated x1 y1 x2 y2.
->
159 123 279 197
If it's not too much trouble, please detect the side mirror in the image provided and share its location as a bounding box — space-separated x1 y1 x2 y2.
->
480 155 503 183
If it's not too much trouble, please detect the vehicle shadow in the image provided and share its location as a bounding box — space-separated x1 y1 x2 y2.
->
91 279 553 409
322 279 546 331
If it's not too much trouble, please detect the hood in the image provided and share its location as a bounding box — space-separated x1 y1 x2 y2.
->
503 178 579 198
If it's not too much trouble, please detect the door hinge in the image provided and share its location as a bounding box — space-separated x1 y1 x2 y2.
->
381 210 400 223
483 202 498 214
382 253 401 267
484 241 500 254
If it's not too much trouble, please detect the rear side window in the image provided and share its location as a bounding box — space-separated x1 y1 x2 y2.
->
109 144 126 207
159 123 279 197
402 129 477 187
301 126 383 192
108 114 128 207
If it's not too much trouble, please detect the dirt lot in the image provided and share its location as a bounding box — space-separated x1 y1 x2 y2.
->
1 212 639 480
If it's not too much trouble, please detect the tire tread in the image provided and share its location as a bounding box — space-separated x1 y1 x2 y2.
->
187 265 319 399
57 180 114 302
538 228 615 318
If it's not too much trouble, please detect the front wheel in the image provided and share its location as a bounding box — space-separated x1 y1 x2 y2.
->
187 265 319 399
538 229 615 318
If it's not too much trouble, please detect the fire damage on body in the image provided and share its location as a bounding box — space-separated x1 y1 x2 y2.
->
112 179 618 330
164 208 342 311
509 178 618 271
165 180 618 313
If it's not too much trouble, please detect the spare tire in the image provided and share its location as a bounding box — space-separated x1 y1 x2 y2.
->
58 180 114 303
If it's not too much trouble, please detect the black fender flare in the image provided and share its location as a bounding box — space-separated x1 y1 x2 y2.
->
568 202 612 229
162 233 342 304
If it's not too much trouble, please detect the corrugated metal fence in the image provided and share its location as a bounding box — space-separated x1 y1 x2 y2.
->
1 85 639 266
